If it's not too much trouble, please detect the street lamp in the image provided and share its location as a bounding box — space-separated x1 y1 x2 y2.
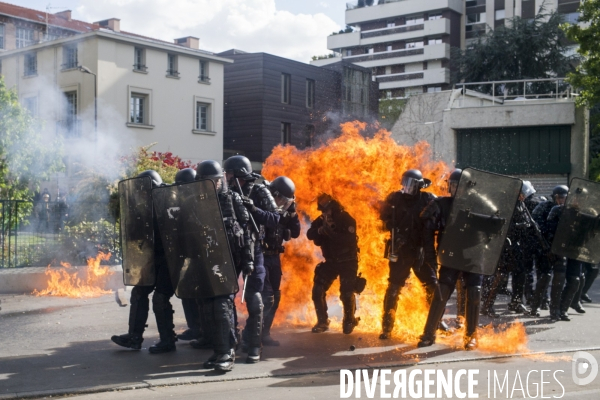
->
78 65 97 140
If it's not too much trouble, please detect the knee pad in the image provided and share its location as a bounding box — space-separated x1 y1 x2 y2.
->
152 292 171 310
245 292 263 315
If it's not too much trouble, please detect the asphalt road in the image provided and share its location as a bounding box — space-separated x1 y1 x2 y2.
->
1 284 599 399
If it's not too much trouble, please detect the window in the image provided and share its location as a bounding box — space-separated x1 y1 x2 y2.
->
63 91 78 137
304 125 315 147
495 9 505 20
23 96 37 116
167 54 179 77
466 0 477 6
428 38 443 45
406 17 424 25
427 87 442 93
16 27 34 48
563 12 580 24
281 123 291 144
467 13 486 24
196 102 209 130
406 41 424 49
366 47 374 54
24 53 37 76
346 49 352 56
199 60 210 82
387 45 392 52
387 21 395 28
0 24 4 49
428 14 442 20
44 32 60 42
134 47 147 71
62 44 78 69
306 79 315 108
281 73 291 104
130 94 147 124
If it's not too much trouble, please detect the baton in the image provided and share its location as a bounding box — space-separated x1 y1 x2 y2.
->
241 273 248 303
235 178 260 234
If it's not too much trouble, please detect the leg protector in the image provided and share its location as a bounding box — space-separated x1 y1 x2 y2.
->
152 292 176 342
380 283 401 339
582 266 599 297
528 273 552 317
261 294 275 337
312 283 329 324
549 272 566 321
559 276 580 320
244 292 264 348
465 286 482 350
211 297 236 354
341 291 359 334
481 272 505 317
418 283 453 347
128 286 150 336
508 272 529 313
456 279 466 319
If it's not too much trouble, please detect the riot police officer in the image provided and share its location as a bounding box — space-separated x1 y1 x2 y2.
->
417 169 483 350
262 176 301 346
307 194 360 334
527 185 569 316
521 181 546 305
379 169 437 340
223 155 280 363
111 170 178 354
192 160 253 371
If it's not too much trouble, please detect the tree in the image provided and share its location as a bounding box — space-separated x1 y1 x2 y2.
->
451 10 576 91
563 0 600 181
0 76 64 229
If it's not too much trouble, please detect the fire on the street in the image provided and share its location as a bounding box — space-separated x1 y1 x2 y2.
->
262 121 528 354
33 252 114 298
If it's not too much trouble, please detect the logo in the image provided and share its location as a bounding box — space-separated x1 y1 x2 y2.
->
572 351 598 386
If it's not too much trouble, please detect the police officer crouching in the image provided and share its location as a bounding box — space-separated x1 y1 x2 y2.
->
307 194 360 334
261 176 301 346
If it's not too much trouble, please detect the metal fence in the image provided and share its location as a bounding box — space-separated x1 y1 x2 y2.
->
0 200 120 268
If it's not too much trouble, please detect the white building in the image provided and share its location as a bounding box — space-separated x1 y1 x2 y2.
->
0 14 231 187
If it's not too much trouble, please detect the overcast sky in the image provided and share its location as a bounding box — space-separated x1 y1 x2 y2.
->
20 0 351 62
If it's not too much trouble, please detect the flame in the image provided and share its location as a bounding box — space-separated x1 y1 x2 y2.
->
262 121 528 353
33 252 114 298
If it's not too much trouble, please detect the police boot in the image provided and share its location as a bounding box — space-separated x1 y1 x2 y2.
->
570 273 586 314
111 287 149 350
341 292 359 334
149 293 177 354
380 283 401 339
312 283 330 333
464 286 482 351
527 273 552 317
418 283 453 348
508 272 529 314
481 273 503 318
210 297 236 371
581 267 598 303
262 293 280 346
244 292 263 363
559 275 581 321
549 272 566 321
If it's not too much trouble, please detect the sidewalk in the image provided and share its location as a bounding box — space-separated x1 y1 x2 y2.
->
0 279 599 399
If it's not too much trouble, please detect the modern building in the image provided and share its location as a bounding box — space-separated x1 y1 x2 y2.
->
312 0 582 99
0 2 231 191
391 78 588 193
218 50 379 166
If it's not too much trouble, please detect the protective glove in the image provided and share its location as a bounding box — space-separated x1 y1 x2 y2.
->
282 229 292 241
242 261 254 276
241 196 257 213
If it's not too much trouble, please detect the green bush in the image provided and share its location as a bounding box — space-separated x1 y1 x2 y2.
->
61 219 120 265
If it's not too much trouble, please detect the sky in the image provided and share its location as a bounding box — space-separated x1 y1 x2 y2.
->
19 0 352 62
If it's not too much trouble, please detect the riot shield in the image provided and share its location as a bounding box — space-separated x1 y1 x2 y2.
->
152 179 239 299
550 178 600 264
438 168 522 275
119 176 155 286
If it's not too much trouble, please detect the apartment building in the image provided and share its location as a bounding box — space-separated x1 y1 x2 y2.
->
312 0 582 99
0 2 231 192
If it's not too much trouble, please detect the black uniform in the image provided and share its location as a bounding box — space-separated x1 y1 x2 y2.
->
379 190 437 337
523 194 547 304
262 203 301 342
418 196 484 348
307 205 359 333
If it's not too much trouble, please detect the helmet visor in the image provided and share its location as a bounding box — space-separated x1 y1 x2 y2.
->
401 176 423 195
275 193 295 211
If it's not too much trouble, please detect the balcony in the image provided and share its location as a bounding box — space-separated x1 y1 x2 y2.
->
346 0 463 25
377 67 450 89
327 18 450 50
344 43 449 68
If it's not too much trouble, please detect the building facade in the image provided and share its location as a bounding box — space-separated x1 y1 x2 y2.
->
312 0 581 99
219 50 378 166
0 3 231 192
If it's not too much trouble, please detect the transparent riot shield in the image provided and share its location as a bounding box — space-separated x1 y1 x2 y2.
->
152 179 239 299
551 178 600 264
119 176 155 286
438 168 522 275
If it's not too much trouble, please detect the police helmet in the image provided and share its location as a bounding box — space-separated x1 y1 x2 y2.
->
137 170 162 188
223 155 253 180
175 168 196 184
521 181 536 199
401 169 431 195
196 160 223 180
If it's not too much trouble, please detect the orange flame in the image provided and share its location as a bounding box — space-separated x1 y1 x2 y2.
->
262 121 528 353
33 252 114 298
